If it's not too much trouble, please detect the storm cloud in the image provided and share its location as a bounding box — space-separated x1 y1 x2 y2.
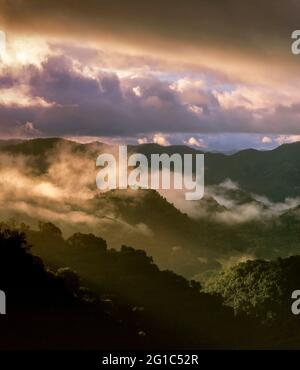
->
0 0 299 149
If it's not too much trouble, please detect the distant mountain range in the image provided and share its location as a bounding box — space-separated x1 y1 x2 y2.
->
1 137 300 201
1 137 300 279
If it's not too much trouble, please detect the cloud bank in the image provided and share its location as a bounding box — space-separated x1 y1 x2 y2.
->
0 0 300 151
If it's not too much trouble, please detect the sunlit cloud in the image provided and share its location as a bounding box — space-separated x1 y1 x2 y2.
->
0 34 50 67
153 133 170 146
275 135 300 145
261 136 272 144
0 86 54 107
184 137 206 148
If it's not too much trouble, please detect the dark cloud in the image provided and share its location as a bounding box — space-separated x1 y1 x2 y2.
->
29 56 101 105
0 74 17 88
1 0 299 74
1 1 298 45
0 51 300 139
0 55 201 136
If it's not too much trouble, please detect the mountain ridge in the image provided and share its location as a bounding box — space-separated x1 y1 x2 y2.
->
1 137 300 201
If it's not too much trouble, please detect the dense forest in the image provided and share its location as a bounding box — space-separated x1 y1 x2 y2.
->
1 139 300 349
1 221 300 349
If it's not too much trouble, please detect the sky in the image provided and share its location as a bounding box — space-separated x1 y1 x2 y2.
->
0 0 299 151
